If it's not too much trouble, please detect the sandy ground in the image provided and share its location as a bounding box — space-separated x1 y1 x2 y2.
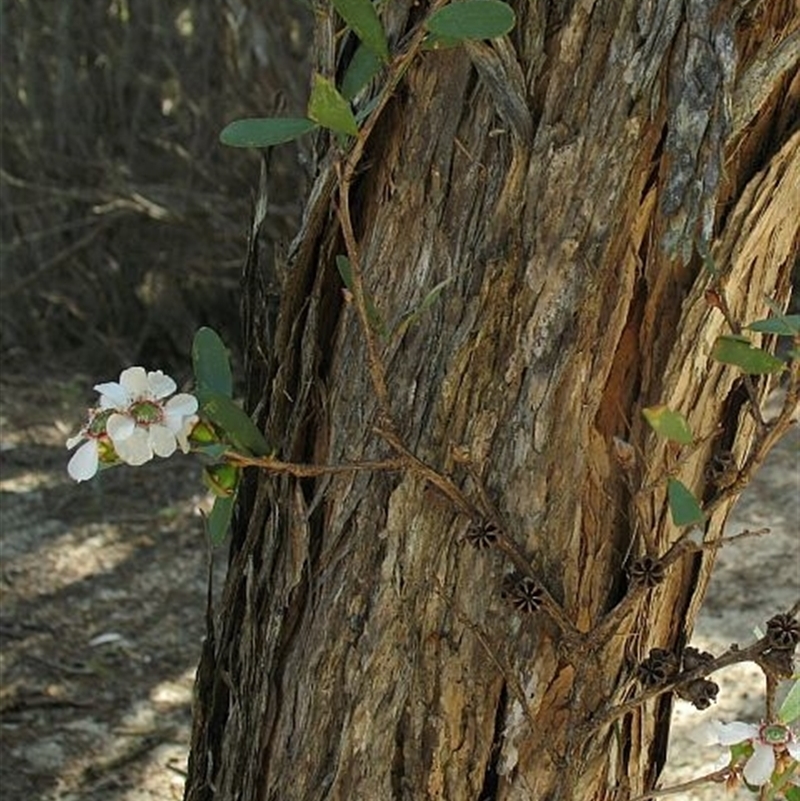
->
0 374 797 800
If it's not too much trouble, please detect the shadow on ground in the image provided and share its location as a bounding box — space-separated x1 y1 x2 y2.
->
0 374 225 801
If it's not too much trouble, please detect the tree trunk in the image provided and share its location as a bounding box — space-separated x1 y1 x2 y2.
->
185 2 798 800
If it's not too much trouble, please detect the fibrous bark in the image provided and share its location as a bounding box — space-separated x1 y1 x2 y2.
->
185 2 798 799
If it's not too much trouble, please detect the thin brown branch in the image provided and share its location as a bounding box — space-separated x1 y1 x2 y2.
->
376 425 580 640
331 0 450 420
579 636 772 737
596 370 797 650
627 767 733 801
335 162 393 419
704 372 799 517
374 425 476 516
224 451 407 478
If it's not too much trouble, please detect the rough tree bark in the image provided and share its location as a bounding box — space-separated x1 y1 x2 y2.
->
185 2 798 800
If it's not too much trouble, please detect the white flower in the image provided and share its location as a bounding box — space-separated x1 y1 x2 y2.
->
67 367 198 479
95 367 198 466
693 719 800 786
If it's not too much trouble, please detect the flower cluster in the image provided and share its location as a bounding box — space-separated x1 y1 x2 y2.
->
67 367 198 482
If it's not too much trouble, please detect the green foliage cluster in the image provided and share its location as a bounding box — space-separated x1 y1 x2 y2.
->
220 0 515 148
643 310 798 528
193 327 272 543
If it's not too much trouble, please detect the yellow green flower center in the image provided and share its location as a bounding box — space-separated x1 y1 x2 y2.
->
129 400 164 426
760 723 790 747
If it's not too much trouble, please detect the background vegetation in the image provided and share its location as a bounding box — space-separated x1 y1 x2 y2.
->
1 0 311 374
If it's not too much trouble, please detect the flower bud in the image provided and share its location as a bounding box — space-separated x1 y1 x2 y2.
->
203 464 240 497
190 420 220 445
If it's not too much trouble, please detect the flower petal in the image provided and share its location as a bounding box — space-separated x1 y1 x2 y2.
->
107 413 136 442
175 416 198 453
743 742 775 786
95 381 130 409
787 740 800 760
690 720 756 747
714 721 760 746
68 440 99 482
164 395 199 433
147 370 177 399
119 366 149 398
114 428 153 465
149 425 177 458
165 393 198 417
66 430 87 450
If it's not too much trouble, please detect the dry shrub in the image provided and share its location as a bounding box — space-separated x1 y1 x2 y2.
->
1 0 312 375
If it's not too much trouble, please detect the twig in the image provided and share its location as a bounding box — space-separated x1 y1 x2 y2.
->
628 767 732 801
595 367 797 650
704 373 798 517
335 162 393 419
224 451 407 478
374 425 476 514
331 0 450 420
375 426 579 639
580 635 772 737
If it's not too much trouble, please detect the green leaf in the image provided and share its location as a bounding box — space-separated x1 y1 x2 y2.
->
426 0 516 41
642 405 693 445
201 393 271 456
421 32 461 51
192 327 233 400
335 255 387 337
307 74 359 136
779 679 800 725
220 117 317 148
712 335 786 375
207 494 235 546
667 478 704 528
332 0 389 62
193 443 229 460
341 43 383 101
745 313 800 336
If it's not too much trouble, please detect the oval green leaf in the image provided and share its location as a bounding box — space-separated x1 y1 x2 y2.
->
308 74 359 136
711 335 786 375
341 43 383 101
421 32 461 50
193 327 233 401
744 314 800 336
207 493 235 546
220 117 317 148
426 0 516 41
642 405 693 445
779 678 800 725
333 0 389 62
667 478 704 528
202 393 271 456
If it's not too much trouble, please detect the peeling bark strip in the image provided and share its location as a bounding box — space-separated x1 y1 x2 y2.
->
185 3 798 800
